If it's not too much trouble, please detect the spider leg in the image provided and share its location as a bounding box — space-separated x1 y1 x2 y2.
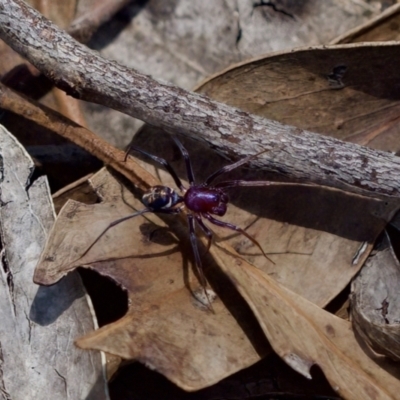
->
124 145 185 191
77 206 183 264
79 208 151 261
157 206 184 215
172 136 195 185
214 180 317 189
205 148 269 186
214 180 272 189
187 213 214 310
194 214 213 253
202 213 275 264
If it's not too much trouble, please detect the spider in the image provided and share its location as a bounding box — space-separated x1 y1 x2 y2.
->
84 136 274 306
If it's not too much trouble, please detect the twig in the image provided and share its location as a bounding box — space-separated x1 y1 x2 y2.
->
0 82 158 190
1 0 400 200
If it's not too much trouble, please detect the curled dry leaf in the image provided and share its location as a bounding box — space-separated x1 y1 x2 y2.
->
351 233 400 361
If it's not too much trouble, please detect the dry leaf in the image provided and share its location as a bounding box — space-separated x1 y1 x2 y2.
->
195 42 400 152
351 232 400 361
0 125 107 399
35 168 271 391
209 238 400 400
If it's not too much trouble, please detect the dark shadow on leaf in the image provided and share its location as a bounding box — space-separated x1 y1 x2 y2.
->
30 271 85 325
139 222 179 246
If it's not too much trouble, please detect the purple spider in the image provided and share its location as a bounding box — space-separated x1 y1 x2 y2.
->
86 136 273 304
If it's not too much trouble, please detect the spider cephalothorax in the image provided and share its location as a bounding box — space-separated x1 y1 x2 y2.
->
184 186 228 216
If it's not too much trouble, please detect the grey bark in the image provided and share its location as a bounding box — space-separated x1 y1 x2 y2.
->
1 0 400 200
0 125 108 399
351 233 400 361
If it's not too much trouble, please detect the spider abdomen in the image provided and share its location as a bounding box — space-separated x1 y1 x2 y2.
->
184 186 228 216
142 185 183 210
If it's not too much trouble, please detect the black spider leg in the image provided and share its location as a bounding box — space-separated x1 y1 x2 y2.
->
205 148 269 186
75 206 184 266
202 212 275 264
187 213 214 310
125 145 185 191
194 214 213 253
76 208 151 262
172 136 195 185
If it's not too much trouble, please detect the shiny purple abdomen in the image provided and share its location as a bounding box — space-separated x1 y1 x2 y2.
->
184 186 228 216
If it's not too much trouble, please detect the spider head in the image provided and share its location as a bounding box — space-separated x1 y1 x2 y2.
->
142 185 183 211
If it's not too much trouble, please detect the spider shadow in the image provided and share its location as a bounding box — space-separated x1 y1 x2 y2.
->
30 271 86 326
153 211 272 357
79 198 271 357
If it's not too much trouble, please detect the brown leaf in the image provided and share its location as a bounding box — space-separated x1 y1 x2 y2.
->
35 168 270 391
35 163 400 395
209 238 400 400
195 43 400 152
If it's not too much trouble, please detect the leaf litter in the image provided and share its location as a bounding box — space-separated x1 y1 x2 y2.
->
35 137 399 394
33 19 400 398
